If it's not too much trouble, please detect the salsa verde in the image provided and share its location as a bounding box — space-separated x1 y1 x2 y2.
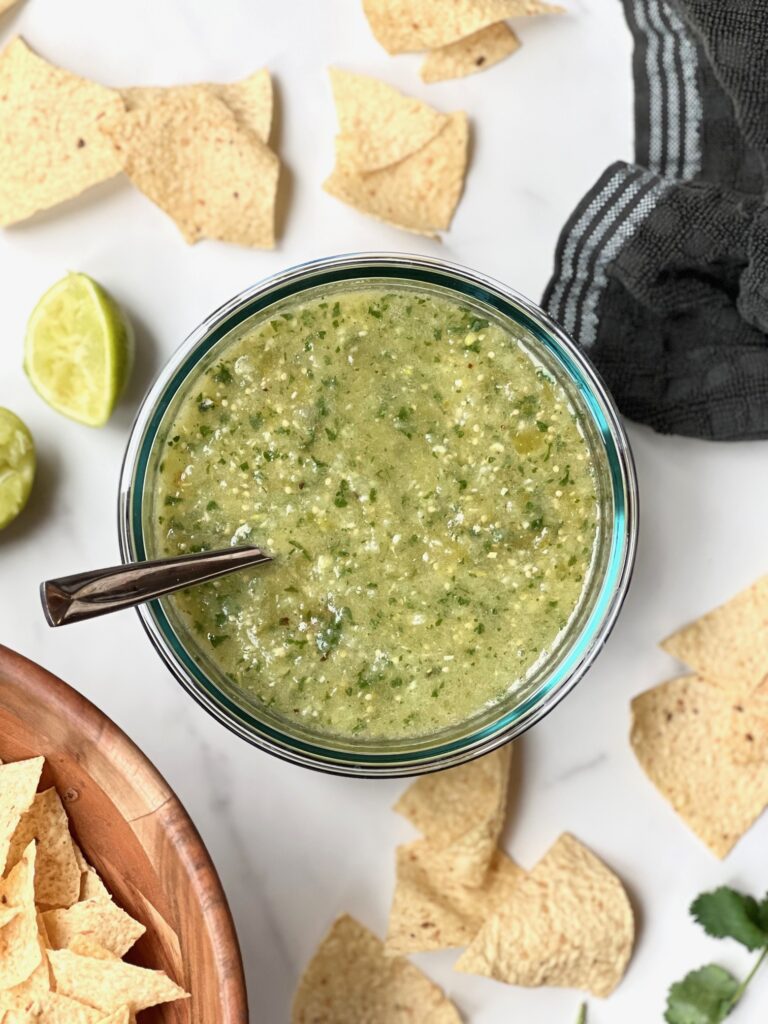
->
153 287 598 739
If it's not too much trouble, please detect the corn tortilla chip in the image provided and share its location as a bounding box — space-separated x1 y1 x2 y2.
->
0 990 103 1023
48 949 188 1015
0 37 124 226
102 88 279 247
661 576 768 700
324 110 469 236
0 0 19 15
97 1009 131 1024
66 937 118 960
363 0 563 53
0 757 43 873
330 68 447 171
72 847 111 904
630 675 768 857
421 23 521 83
0 843 42 990
120 68 273 145
42 898 145 959
386 840 524 955
292 914 461 1023
0 907 19 928
7 789 81 909
455 833 634 997
394 745 511 886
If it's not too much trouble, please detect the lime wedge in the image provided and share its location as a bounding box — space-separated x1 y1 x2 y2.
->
0 408 36 530
24 273 134 427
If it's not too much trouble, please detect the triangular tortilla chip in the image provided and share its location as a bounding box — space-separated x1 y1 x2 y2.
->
7 788 81 909
42 897 146 958
330 68 447 171
324 110 469 236
0 37 124 226
120 67 273 145
73 846 111 903
0 842 43 989
386 840 524 955
661 576 768 699
0 990 103 1022
0 756 43 873
393 745 511 886
48 949 189 1015
292 915 461 1023
630 675 768 857
97 1009 131 1024
363 0 563 53
455 833 634 997
102 88 279 247
421 23 521 83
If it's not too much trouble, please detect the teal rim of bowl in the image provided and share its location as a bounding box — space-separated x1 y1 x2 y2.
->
124 255 635 773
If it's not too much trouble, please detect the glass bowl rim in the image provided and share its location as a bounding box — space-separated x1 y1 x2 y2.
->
118 251 638 778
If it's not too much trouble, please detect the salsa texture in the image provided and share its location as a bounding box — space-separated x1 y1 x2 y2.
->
153 287 598 739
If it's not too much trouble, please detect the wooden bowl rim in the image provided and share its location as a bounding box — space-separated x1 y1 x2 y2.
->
0 642 248 1023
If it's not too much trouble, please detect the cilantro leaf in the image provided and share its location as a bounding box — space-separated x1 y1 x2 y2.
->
759 893 768 934
665 965 739 1024
691 888 768 951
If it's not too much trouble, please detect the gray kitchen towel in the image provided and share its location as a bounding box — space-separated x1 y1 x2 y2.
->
543 0 768 440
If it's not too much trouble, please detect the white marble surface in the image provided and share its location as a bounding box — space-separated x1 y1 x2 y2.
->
1 0 767 1021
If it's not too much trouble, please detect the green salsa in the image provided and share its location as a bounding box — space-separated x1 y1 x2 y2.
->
153 287 598 739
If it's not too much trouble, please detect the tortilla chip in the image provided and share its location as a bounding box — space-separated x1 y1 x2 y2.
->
393 745 511 885
386 840 524 955
48 950 188 1015
120 68 273 145
0 990 103 1023
324 110 469 236
363 0 563 53
0 37 124 226
0 907 19 928
102 88 279 247
0 842 42 990
7 789 81 909
661 576 768 699
42 898 145 959
455 833 634 997
630 675 768 857
0 0 19 15
0 757 43 873
292 914 461 1023
330 68 447 171
66 937 117 961
97 1009 130 1024
421 23 521 83
72 848 110 904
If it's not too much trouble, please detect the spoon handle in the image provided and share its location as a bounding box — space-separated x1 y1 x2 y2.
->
40 546 272 627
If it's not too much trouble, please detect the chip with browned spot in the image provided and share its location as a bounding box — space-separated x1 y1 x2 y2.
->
386 839 524 955
102 87 279 247
292 914 461 1023
455 833 634 996
0 37 124 226
363 0 563 53
421 22 521 83
393 745 511 886
631 674 768 857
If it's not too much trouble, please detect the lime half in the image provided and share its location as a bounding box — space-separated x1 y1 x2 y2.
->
24 273 134 427
0 409 36 530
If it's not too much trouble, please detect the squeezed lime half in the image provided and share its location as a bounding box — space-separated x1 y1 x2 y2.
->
0 408 36 530
24 272 134 427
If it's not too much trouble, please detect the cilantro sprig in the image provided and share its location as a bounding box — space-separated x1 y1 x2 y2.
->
665 887 768 1023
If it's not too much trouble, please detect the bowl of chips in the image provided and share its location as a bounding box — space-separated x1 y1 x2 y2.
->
0 643 247 1023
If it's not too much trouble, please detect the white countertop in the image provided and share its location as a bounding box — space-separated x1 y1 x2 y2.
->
1 1 767 1021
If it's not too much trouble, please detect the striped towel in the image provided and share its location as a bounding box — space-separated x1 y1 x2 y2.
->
543 0 768 440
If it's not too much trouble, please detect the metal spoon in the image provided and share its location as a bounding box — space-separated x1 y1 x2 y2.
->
40 546 273 627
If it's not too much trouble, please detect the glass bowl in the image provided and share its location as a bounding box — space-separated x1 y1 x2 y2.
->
119 253 637 777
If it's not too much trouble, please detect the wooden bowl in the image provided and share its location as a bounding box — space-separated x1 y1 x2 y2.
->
0 644 248 1024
